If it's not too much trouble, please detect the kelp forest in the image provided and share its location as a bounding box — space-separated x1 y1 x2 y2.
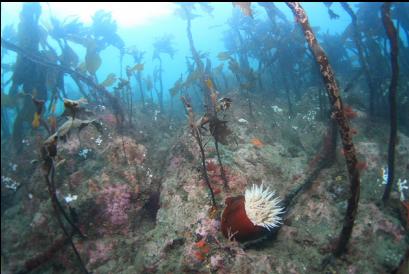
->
1 2 408 274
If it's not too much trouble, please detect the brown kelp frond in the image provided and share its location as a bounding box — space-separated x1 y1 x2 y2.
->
44 118 102 144
181 96 216 208
232 2 253 18
209 117 232 146
2 38 125 123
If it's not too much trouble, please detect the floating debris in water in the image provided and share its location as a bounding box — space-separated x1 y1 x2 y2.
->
251 138 264 148
302 110 317 122
1 176 19 191
271 105 283 113
397 179 408 201
154 110 160 121
238 118 248 124
64 194 78 203
380 167 388 185
97 104 106 111
95 136 103 146
9 163 17 172
79 148 91 159
30 159 38 165
378 167 407 200
63 97 88 112
217 97 232 112
146 168 153 178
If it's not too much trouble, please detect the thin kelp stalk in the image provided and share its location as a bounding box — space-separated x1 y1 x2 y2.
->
286 2 361 257
152 34 175 112
158 57 164 112
343 68 364 94
259 2 288 25
284 120 337 208
207 79 229 189
16 235 70 274
44 162 84 237
169 95 174 123
283 122 337 208
136 70 144 108
222 73 229 91
1 109 10 138
119 50 124 79
243 85 254 119
214 138 228 189
114 78 132 129
41 142 89 274
44 169 88 274
232 25 255 115
318 119 338 168
181 5 211 109
147 76 154 105
181 96 216 208
318 88 326 120
129 87 133 126
340 3 377 119
393 248 409 274
73 78 92 104
290 68 303 101
121 132 128 164
280 67 293 117
127 49 145 112
248 120 339 250
184 10 204 73
257 61 264 91
381 3 399 202
127 79 133 127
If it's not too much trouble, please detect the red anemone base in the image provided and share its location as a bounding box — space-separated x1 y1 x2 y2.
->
221 195 266 242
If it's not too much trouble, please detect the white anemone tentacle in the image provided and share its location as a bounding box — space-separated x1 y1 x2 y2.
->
244 184 285 231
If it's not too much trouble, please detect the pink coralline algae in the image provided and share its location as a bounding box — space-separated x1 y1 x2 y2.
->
68 171 83 189
99 113 118 126
97 184 132 234
199 160 247 194
210 254 224 270
87 240 114 267
59 137 80 155
121 170 138 185
169 156 184 170
353 203 405 242
195 216 221 238
105 137 147 166
226 172 247 192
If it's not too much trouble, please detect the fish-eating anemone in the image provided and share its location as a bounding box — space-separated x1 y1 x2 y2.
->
221 184 284 242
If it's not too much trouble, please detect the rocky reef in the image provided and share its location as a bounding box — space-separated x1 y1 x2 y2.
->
1 91 407 274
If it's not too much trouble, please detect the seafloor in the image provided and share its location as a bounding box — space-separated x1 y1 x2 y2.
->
1 90 408 273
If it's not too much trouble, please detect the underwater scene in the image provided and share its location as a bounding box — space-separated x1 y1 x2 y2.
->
1 2 409 273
